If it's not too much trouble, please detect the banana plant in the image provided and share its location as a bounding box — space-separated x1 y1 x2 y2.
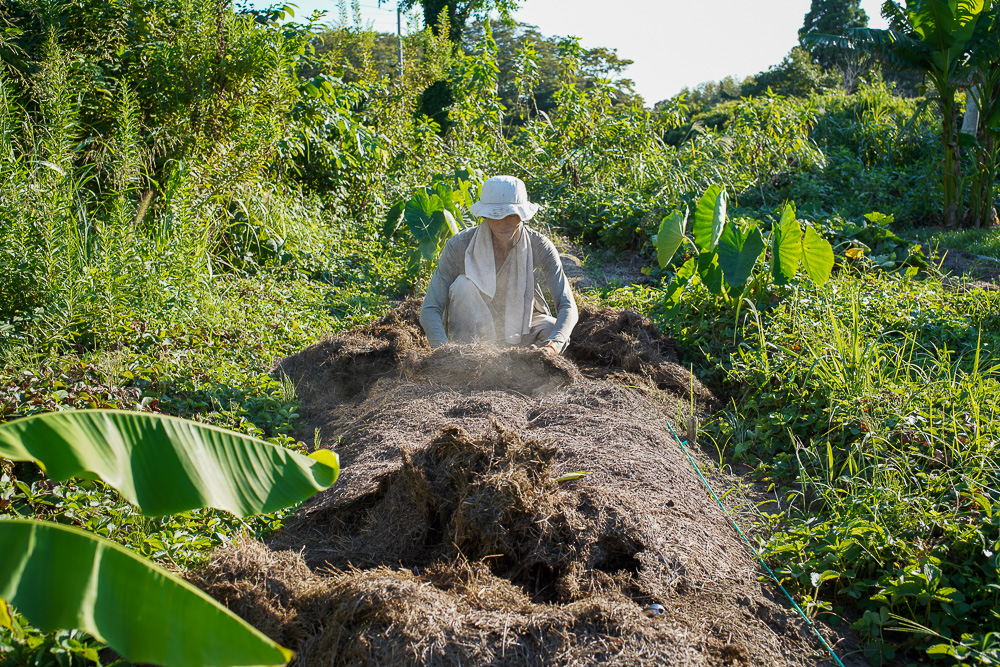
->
0 520 293 667
654 185 834 305
965 4 1000 228
804 0 988 226
0 409 341 667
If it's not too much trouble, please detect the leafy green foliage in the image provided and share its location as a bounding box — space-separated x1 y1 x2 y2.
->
656 187 835 304
0 410 338 517
740 47 843 98
692 185 727 252
385 168 482 272
0 0 996 663
720 275 1000 660
806 0 994 225
0 520 294 667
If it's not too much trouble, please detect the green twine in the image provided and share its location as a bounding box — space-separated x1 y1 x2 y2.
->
663 419 847 667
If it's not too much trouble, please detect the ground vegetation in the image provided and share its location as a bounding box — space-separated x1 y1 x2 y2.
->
1 0 999 664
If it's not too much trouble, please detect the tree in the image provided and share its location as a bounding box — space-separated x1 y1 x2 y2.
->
395 0 520 43
800 0 869 67
741 47 843 98
800 0 869 89
805 0 988 226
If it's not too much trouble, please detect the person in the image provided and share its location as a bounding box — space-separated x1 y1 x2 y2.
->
419 175 578 354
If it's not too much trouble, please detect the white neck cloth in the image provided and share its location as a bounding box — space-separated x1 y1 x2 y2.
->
464 221 533 344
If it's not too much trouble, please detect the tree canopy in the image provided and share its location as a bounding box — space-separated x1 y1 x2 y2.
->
396 0 520 43
799 0 869 69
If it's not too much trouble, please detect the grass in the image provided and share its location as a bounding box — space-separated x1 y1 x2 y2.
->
3 210 998 666
601 267 1000 665
908 226 1000 260
0 221 412 665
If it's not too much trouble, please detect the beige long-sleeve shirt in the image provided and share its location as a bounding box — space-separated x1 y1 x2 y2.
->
419 226 579 352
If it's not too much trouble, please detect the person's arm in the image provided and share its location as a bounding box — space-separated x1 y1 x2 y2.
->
419 237 464 347
533 234 578 354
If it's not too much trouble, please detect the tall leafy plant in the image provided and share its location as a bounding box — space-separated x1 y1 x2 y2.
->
655 186 834 306
965 3 1000 228
384 167 482 271
805 0 988 226
0 409 340 667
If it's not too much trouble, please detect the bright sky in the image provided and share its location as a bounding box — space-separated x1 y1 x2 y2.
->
269 0 889 105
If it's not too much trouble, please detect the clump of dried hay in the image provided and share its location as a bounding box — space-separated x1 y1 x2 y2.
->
189 302 855 666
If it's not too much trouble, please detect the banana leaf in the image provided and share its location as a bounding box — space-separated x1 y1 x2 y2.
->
0 519 293 667
0 410 339 517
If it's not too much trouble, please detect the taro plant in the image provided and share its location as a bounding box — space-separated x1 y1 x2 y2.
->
654 185 835 306
0 409 340 667
383 167 483 272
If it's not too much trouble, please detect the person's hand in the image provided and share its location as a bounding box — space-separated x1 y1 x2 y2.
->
541 342 559 355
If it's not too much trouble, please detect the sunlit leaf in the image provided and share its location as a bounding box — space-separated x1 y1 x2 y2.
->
692 185 726 252
801 225 835 286
771 203 802 285
0 410 338 518
656 208 687 268
0 520 292 667
555 471 593 482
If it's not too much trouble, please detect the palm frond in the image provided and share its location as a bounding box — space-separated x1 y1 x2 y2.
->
881 1 909 31
805 28 930 71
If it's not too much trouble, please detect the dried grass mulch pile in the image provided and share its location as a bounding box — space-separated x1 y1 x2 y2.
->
189 300 858 666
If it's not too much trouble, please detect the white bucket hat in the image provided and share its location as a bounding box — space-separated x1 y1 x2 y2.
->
469 175 539 221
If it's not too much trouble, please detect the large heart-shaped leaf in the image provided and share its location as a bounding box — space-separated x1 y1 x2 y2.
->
0 520 292 667
692 185 726 252
656 208 687 268
404 191 444 242
718 221 765 289
801 225 835 285
0 410 339 518
771 203 802 285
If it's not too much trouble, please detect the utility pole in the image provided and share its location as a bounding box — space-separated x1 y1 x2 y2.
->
396 4 404 80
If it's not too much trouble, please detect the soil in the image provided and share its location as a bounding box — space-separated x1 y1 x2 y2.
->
934 247 1000 290
190 301 862 666
906 228 1000 290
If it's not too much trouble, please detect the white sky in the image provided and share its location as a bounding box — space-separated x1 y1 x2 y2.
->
267 0 889 105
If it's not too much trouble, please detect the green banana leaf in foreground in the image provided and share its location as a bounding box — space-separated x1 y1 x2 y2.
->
0 519 293 667
0 409 339 517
